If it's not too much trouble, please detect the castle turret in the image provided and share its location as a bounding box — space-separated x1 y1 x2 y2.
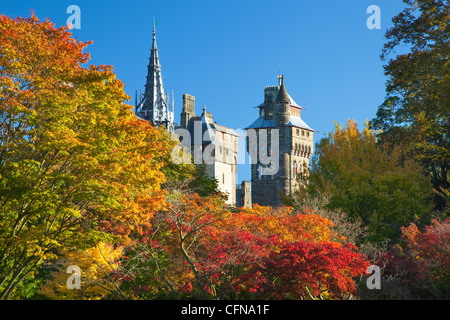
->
274 77 291 198
275 77 291 126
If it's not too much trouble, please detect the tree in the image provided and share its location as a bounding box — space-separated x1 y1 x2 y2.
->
109 191 227 299
291 119 434 243
258 240 368 300
400 218 450 298
198 205 369 300
162 162 222 199
359 218 450 299
114 199 369 300
39 242 125 300
371 0 449 210
0 13 172 299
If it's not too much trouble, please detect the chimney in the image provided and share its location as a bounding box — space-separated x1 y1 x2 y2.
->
181 94 195 129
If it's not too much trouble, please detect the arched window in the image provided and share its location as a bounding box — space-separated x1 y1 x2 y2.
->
293 160 298 178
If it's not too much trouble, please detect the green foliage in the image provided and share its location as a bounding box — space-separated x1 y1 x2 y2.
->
188 165 222 199
289 120 434 244
371 0 449 210
162 162 222 199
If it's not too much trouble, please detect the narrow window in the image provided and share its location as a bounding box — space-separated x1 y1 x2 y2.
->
293 160 298 178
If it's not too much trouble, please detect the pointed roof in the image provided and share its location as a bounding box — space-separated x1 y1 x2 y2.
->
256 76 303 109
136 22 175 133
140 25 171 113
246 75 315 131
185 106 240 145
275 76 290 104
142 23 166 112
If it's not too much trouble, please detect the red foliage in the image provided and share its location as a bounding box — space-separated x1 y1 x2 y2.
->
260 240 369 299
126 197 370 299
194 213 369 299
377 219 450 299
401 219 450 283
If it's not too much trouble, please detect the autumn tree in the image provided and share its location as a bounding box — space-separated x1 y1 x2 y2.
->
0 14 172 299
370 0 449 210
400 219 450 298
290 119 434 244
114 200 369 300
257 240 368 300
108 191 227 299
39 243 125 300
359 218 450 299
197 205 369 300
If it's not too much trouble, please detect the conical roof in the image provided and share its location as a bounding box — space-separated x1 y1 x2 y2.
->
275 77 290 104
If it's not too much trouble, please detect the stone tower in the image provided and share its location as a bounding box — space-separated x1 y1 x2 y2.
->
245 76 314 206
135 23 175 133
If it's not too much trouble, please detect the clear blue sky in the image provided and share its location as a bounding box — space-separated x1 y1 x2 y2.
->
2 0 407 182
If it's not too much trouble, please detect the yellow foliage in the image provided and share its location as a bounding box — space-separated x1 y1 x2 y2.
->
39 243 124 300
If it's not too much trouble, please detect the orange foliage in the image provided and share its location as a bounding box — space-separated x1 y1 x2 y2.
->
123 199 369 300
0 13 174 298
217 204 334 243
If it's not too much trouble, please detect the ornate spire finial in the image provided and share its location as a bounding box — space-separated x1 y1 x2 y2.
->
277 74 284 86
151 18 158 52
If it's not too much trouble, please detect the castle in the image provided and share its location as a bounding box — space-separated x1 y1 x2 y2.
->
135 26 314 207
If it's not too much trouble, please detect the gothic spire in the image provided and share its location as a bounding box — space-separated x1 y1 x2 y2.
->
136 21 175 133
